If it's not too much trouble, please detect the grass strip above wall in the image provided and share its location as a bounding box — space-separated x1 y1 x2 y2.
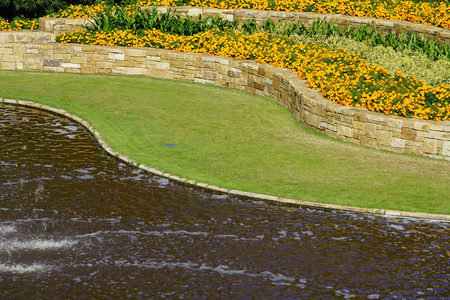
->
57 28 450 121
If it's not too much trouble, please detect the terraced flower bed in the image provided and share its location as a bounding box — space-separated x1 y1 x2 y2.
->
1 1 450 121
54 7 450 121
44 0 450 29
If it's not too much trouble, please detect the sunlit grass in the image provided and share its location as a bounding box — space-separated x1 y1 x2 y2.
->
1 70 449 214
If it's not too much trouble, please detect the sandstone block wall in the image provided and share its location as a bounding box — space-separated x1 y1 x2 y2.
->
38 17 91 33
1 30 449 160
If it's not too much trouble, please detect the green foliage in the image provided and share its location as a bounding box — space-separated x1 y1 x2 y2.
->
0 0 99 19
85 6 238 35
292 33 450 87
241 17 450 62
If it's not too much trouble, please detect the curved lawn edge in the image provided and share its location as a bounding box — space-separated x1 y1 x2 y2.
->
2 97 449 221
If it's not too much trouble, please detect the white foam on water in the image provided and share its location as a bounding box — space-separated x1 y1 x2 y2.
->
0 161 17 166
163 230 209 236
106 260 301 286
215 234 239 239
332 237 348 241
389 224 406 231
77 174 94 180
278 230 287 238
210 194 228 200
156 178 170 187
0 225 17 235
0 238 77 252
0 263 52 273
54 129 68 134
64 125 78 131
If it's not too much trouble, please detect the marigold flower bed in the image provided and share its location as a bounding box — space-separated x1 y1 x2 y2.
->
57 28 450 121
47 0 450 30
0 17 38 31
137 0 450 29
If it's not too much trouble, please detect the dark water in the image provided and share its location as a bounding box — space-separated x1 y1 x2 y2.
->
0 104 449 299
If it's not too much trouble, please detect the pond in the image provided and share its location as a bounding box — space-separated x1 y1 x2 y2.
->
0 104 448 299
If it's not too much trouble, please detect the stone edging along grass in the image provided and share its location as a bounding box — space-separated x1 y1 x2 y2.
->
2 97 449 221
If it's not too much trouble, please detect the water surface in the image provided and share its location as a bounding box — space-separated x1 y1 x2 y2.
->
0 104 448 299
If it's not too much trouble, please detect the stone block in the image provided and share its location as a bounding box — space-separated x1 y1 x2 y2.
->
252 82 265 91
23 54 41 63
402 127 417 140
423 139 438 154
115 61 137 68
360 136 380 147
320 121 337 132
147 69 172 79
80 65 96 73
43 59 60 67
228 70 241 78
0 61 16 69
2 54 14 62
257 67 266 75
96 61 113 69
156 62 170 70
375 130 392 142
391 137 405 149
98 68 112 74
54 44 73 54
125 67 147 75
125 48 147 57
0 47 13 55
272 77 281 90
366 113 386 124
364 123 377 138
80 45 97 53
353 111 367 122
23 62 43 70
54 53 71 61
352 120 364 131
170 60 185 69
306 113 321 129
108 52 125 61
71 56 87 64
61 62 80 69
442 141 450 157
429 130 450 140
413 122 430 131
386 118 403 129
405 145 423 156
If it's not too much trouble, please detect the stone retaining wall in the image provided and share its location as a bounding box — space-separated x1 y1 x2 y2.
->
39 6 450 44
1 30 449 160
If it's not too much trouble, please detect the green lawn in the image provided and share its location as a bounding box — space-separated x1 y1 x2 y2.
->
1 70 449 214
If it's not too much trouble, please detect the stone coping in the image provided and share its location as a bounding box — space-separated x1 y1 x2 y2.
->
2 97 449 221
39 5 450 45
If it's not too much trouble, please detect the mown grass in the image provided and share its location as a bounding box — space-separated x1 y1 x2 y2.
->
1 70 449 214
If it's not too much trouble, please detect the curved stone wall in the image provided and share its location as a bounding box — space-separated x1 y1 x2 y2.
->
0 29 449 160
